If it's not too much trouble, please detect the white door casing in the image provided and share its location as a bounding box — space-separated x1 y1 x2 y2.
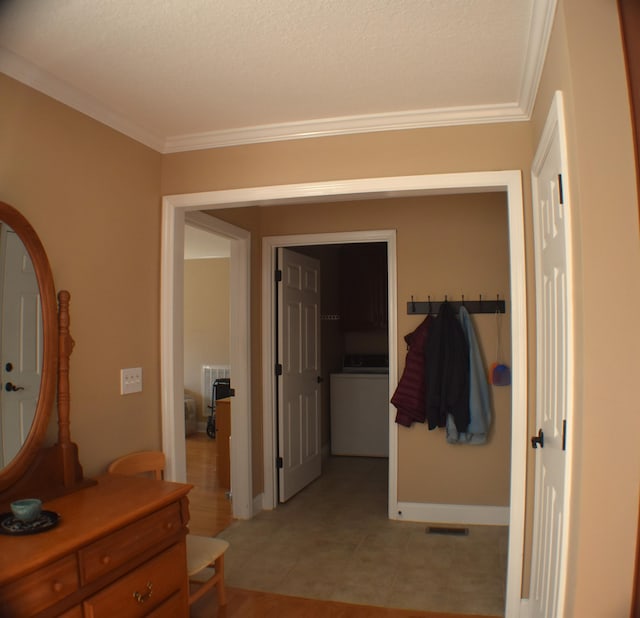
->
161 170 527 616
0 228 42 466
264 231 398 515
530 91 574 617
277 248 322 502
161 206 252 518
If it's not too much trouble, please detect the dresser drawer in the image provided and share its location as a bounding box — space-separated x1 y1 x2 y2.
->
0 554 79 617
145 589 188 617
83 541 186 618
79 503 182 585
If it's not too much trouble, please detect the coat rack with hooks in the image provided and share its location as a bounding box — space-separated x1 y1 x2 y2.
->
407 294 505 315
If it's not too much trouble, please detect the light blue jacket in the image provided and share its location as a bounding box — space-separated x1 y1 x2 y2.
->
446 306 491 444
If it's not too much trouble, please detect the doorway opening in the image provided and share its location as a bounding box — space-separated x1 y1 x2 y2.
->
262 192 513 613
161 170 527 616
274 241 390 505
182 221 234 535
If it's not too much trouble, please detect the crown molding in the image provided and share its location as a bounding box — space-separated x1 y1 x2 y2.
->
0 49 164 152
162 103 528 153
518 0 559 117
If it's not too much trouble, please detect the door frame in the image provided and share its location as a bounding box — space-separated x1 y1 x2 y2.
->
160 203 252 518
266 231 397 508
161 169 527 615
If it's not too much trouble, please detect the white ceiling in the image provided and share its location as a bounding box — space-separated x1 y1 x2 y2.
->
0 0 556 153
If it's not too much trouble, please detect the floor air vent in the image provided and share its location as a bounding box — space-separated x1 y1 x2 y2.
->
426 526 469 536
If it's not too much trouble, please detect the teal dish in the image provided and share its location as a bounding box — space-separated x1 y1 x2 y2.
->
10 499 42 523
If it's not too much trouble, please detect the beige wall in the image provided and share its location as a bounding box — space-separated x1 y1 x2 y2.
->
183 258 230 421
0 74 163 477
532 1 640 615
161 124 533 195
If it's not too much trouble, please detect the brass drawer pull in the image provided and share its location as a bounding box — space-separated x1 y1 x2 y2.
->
133 581 153 604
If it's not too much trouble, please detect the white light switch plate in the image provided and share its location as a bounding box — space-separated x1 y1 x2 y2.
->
121 367 142 394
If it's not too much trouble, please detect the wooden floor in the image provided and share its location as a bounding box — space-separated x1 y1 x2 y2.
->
192 587 497 618
186 433 233 536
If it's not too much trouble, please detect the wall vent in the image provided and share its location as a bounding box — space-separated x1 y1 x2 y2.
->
201 365 230 412
426 526 469 536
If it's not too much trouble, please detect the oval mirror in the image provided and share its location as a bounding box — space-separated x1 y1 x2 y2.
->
0 202 57 492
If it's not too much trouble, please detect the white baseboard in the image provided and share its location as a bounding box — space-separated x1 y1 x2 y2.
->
253 492 265 516
248 495 508 527
393 501 510 526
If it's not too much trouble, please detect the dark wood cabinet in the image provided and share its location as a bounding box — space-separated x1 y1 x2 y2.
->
340 243 388 331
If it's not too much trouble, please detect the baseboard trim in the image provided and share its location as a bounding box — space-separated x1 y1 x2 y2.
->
253 492 265 515
393 501 510 526
519 598 530 617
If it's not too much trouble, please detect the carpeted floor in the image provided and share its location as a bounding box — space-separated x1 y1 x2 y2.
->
217 456 507 616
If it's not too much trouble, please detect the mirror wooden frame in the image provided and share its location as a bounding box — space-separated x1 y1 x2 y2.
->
0 201 87 507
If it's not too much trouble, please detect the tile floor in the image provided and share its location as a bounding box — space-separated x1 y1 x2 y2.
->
218 456 507 616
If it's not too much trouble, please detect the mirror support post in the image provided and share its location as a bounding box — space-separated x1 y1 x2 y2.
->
57 290 79 487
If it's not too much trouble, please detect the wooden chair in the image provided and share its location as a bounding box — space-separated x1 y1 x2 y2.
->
107 450 229 608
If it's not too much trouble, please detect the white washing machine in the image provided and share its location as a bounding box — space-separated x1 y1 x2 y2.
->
330 372 389 457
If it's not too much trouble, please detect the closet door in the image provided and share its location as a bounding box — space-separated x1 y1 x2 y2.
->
530 91 575 618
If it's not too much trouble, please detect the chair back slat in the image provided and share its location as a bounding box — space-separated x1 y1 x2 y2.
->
107 450 165 480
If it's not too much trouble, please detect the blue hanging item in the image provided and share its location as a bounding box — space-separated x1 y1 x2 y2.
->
489 305 511 386
446 306 491 444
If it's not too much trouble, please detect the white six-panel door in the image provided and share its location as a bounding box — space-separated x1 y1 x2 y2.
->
530 91 574 618
277 247 322 502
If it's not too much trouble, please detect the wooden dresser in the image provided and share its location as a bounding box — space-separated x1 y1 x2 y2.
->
0 474 192 617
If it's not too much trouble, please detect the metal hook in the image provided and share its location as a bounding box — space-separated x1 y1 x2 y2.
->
428 295 432 315
461 294 465 307
411 295 416 313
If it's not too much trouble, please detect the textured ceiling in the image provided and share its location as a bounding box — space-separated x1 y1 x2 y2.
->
0 0 555 152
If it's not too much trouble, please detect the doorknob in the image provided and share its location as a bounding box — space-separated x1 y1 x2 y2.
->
531 428 544 449
5 382 25 392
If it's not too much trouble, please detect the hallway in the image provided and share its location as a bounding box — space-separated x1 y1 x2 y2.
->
209 454 507 616
186 433 233 537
